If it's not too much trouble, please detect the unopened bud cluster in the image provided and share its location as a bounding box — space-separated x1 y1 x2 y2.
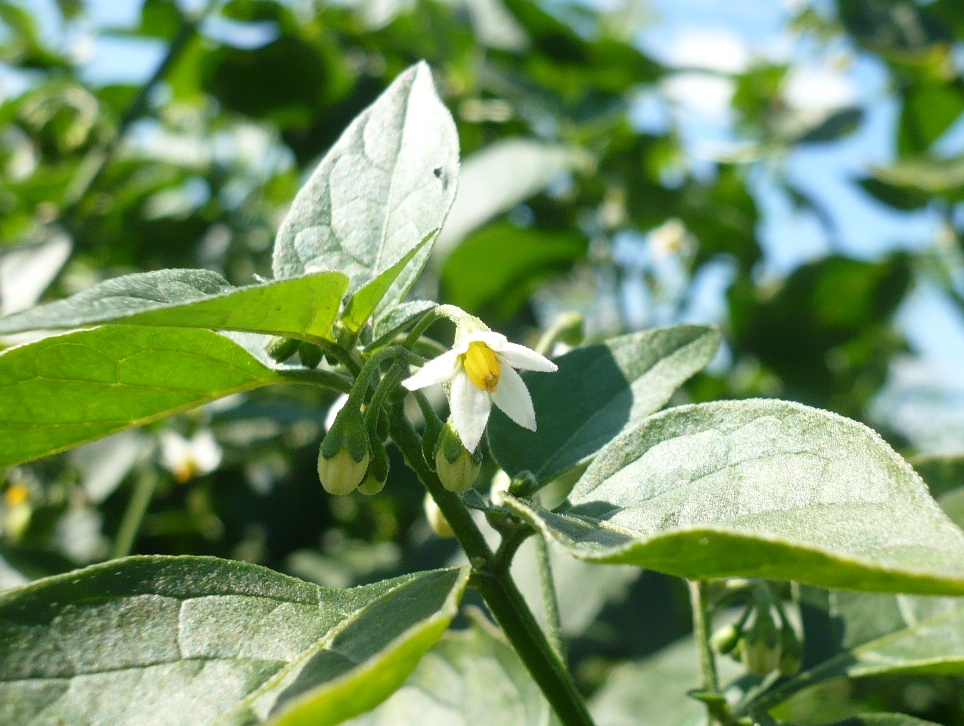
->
712 586 804 678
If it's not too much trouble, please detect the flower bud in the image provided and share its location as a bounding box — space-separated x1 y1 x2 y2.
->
710 624 741 655
742 609 781 676
434 419 481 493
318 406 369 495
778 622 803 676
298 342 323 369
424 493 455 538
357 440 390 496
265 336 300 363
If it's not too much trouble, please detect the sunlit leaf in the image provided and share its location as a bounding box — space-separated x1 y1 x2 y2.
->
0 326 283 466
272 62 458 318
503 400 964 594
0 269 349 340
347 610 558 725
0 557 469 726
488 325 721 484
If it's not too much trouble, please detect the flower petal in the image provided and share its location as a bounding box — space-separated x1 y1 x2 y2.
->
402 351 461 390
450 371 491 452
491 364 537 431
496 343 558 372
466 330 508 350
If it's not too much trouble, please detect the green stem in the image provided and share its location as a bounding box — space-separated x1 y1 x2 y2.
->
688 579 727 726
388 408 594 726
402 304 474 349
111 469 159 559
534 532 565 660
278 368 353 394
61 0 219 220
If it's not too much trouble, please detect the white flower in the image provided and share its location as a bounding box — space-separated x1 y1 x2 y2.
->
159 430 223 483
402 331 557 452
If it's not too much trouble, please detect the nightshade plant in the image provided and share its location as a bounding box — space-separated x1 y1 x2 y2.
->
2 62 964 726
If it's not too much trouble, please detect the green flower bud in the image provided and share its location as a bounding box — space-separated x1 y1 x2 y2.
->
318 406 369 495
298 342 323 369
434 419 482 493
778 622 803 677
423 493 455 538
265 336 300 363
742 609 781 676
357 440 390 496
553 311 585 346
710 624 741 655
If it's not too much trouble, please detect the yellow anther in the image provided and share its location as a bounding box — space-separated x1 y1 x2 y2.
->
463 342 501 392
4 484 29 507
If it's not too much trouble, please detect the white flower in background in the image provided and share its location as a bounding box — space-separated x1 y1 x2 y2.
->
159 430 223 483
402 331 558 452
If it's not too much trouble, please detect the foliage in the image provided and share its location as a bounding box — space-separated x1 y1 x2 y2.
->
1 1 964 725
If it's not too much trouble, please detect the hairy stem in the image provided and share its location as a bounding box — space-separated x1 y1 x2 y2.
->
388 408 594 726
111 469 159 559
689 579 728 726
534 533 565 660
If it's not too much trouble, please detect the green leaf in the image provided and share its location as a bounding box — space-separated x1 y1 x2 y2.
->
0 326 282 466
753 588 964 711
488 325 721 484
199 36 331 128
815 717 942 726
371 300 436 345
872 155 964 196
347 610 558 725
435 139 588 254
503 399 964 595
898 82 964 156
342 231 436 333
0 556 469 726
272 62 459 317
0 269 349 340
588 634 743 726
441 223 586 320
855 177 930 211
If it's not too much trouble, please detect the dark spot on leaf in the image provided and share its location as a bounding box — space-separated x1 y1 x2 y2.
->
433 167 442 178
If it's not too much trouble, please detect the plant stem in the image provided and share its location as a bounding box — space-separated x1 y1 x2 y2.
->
534 532 565 660
279 368 353 394
688 579 727 726
388 408 595 726
111 469 159 559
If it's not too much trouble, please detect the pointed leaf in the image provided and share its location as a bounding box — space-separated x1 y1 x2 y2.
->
0 556 469 726
0 269 349 340
0 326 282 466
347 611 559 725
342 231 436 333
272 62 459 318
488 325 721 484
504 400 964 595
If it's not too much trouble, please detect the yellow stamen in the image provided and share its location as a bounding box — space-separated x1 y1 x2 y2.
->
463 342 501 392
4 484 29 507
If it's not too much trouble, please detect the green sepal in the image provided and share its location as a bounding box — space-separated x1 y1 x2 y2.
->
266 336 300 363
358 440 390 496
298 342 323 369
